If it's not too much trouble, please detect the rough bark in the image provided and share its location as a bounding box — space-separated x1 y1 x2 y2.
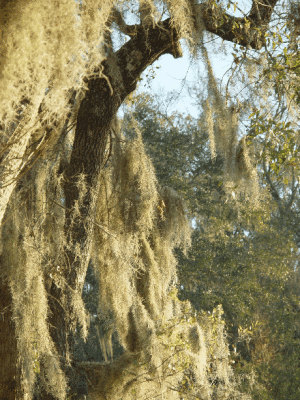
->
199 0 279 49
0 277 20 400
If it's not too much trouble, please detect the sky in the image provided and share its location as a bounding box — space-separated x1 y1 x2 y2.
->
127 39 235 119
115 35 239 122
71 0 292 124
72 0 259 121
116 0 292 136
115 0 253 121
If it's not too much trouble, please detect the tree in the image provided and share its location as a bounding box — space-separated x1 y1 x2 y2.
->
0 0 293 399
120 86 300 399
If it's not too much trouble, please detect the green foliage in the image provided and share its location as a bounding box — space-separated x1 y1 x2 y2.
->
121 91 213 216
247 108 300 178
121 87 300 399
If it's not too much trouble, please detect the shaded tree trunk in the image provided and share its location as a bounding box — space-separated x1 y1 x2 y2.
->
63 16 183 289
0 278 20 400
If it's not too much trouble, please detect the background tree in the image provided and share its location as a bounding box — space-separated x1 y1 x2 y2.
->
120 83 300 399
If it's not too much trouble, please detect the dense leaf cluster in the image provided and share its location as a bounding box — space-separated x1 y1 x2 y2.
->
121 87 300 399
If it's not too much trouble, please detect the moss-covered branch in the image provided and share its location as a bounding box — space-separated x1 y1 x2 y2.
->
199 0 279 49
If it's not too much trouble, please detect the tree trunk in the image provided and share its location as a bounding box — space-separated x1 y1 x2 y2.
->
0 277 20 400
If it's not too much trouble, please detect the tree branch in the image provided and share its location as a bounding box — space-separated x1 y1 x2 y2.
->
198 0 279 49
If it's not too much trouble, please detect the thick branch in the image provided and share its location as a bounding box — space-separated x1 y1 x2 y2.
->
75 351 141 399
107 6 138 37
199 0 279 49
